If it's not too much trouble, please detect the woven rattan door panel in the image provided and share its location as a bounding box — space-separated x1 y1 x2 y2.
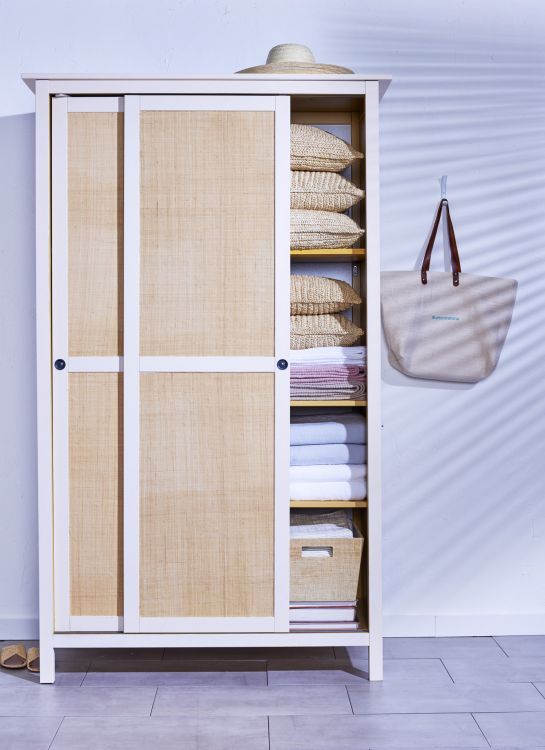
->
139 372 274 619
69 373 123 616
68 112 124 356
139 110 274 356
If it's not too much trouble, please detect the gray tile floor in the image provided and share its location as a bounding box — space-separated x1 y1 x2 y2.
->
1 636 545 748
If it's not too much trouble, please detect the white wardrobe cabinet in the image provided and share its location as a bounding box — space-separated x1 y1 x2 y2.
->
25 74 390 683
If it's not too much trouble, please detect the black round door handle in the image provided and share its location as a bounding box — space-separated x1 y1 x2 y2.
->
54 359 66 371
277 359 288 371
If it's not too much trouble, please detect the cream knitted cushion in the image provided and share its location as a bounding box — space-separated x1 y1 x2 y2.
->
291 274 362 315
291 171 364 212
291 124 363 172
291 210 364 249
290 313 364 349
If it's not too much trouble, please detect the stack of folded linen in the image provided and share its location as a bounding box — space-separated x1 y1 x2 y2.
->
290 509 355 539
290 412 367 501
291 345 366 400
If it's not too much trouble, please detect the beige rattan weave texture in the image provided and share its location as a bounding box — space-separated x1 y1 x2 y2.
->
290 529 364 601
68 113 124 356
139 372 274 618
69 373 123 616
140 110 275 356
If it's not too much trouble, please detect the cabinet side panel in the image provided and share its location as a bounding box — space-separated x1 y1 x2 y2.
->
139 372 274 617
68 112 123 356
69 373 123 616
139 110 274 356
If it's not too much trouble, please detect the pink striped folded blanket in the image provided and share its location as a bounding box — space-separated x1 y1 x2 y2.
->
290 365 366 400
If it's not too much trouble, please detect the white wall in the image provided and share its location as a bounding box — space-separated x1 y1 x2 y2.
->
1 0 544 638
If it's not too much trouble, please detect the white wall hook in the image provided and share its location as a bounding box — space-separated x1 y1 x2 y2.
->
440 175 448 200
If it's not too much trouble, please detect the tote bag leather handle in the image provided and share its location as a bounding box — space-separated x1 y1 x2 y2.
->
421 199 462 286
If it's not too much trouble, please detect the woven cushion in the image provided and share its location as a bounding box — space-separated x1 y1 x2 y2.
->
291 210 364 249
291 124 363 172
290 313 363 349
291 171 364 212
291 274 362 315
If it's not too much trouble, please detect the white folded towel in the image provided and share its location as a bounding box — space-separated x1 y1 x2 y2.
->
291 443 367 466
290 464 366 482
290 346 366 365
290 510 354 539
290 524 354 539
290 478 367 501
290 413 366 446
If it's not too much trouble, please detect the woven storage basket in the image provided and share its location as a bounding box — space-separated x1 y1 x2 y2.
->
291 171 364 212
291 124 363 172
291 274 362 315
290 520 364 601
290 313 363 349
291 210 364 250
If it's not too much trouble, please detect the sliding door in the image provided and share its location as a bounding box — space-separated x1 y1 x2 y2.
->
51 97 124 631
52 94 290 633
125 96 289 632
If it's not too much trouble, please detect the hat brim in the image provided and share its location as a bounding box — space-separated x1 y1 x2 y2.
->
236 62 354 74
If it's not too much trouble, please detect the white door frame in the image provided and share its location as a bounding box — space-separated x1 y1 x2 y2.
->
123 94 290 633
51 96 125 632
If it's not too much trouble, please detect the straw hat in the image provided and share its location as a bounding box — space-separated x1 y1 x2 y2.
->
236 44 353 75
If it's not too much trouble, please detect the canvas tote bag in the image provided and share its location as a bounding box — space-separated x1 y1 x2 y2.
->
381 199 517 383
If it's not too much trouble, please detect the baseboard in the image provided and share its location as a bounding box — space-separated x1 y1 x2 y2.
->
383 614 436 637
435 613 545 636
384 613 545 637
0 617 39 640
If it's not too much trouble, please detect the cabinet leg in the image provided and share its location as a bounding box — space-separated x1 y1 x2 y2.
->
39 644 55 684
368 636 383 681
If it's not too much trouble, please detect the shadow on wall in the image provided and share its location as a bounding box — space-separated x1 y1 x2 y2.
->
337 22 545 621
0 113 38 632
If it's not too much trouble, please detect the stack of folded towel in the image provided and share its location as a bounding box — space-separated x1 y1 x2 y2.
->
290 509 355 539
290 412 367 501
291 345 366 400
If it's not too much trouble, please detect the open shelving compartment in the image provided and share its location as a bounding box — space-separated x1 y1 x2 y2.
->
290 94 369 635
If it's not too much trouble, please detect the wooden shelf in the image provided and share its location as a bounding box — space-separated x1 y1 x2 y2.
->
290 248 366 262
290 500 368 508
289 626 369 633
291 400 367 407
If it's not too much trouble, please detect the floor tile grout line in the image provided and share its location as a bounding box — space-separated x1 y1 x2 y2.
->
492 636 510 657
440 657 456 684
470 712 491 747
531 681 545 700
80 662 90 687
345 684 355 714
149 686 158 716
46 716 65 750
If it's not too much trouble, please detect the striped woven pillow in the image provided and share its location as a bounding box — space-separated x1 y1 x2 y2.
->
291 274 362 315
291 124 363 172
291 210 364 250
291 171 364 212
290 313 363 349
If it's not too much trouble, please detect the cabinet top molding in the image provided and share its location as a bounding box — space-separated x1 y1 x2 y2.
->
23 74 392 98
